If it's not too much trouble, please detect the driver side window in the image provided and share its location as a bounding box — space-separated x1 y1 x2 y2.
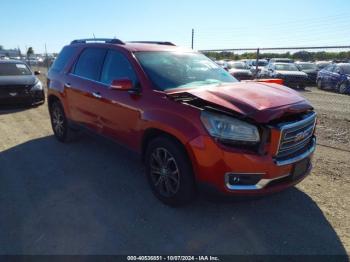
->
101 50 138 86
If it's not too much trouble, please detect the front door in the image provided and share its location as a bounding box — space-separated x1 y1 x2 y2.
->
92 49 142 149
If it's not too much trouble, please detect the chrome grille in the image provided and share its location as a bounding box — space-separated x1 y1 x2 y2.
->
276 112 316 159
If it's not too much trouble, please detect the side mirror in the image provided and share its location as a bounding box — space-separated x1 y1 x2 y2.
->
34 70 41 75
110 78 133 91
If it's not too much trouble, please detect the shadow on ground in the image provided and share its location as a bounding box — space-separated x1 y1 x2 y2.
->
0 135 347 255
0 104 38 115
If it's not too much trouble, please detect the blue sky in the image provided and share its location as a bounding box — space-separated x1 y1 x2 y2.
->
1 0 349 54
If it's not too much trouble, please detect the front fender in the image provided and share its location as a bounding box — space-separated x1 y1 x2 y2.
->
141 108 203 145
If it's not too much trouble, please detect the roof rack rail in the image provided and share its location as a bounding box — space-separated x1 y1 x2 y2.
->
70 38 125 45
128 41 176 46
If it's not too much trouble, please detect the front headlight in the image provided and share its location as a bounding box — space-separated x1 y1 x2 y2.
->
200 111 260 144
32 81 43 90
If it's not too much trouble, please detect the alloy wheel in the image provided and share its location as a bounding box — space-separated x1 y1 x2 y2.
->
52 105 65 137
149 147 180 197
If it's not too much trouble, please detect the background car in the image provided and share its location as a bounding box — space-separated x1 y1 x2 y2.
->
0 60 45 106
296 62 318 85
269 58 294 64
317 63 350 94
227 61 253 80
315 61 331 70
215 60 229 70
246 59 268 76
265 62 308 89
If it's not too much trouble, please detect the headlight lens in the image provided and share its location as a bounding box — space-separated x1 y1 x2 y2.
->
200 111 260 143
32 81 43 90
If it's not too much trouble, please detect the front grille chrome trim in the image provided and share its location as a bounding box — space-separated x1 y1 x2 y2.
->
274 138 316 166
275 112 317 160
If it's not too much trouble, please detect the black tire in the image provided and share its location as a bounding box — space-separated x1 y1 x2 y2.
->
49 100 79 143
145 136 196 207
317 79 323 90
339 82 348 94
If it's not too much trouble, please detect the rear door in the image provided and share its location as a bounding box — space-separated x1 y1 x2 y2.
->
67 47 107 130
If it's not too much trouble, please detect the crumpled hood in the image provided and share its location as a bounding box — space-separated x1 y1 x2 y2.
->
0 75 37 86
166 82 313 123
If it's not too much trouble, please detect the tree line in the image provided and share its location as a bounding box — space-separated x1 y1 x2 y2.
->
203 50 350 61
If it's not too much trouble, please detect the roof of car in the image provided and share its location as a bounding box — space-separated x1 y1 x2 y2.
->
271 62 295 65
69 42 192 53
0 59 26 64
337 63 350 67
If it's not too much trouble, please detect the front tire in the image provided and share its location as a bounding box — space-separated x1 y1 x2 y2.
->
317 79 323 90
339 82 348 94
49 101 79 143
145 136 196 207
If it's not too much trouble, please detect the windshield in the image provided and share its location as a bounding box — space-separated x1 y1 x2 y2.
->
298 63 317 70
0 63 32 76
228 62 247 69
252 60 268 66
341 65 350 74
135 52 237 90
275 63 299 71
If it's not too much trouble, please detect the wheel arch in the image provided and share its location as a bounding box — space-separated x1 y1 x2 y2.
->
141 128 188 162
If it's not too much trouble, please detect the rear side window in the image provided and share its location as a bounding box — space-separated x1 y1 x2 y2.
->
51 46 77 72
73 48 107 81
100 50 137 85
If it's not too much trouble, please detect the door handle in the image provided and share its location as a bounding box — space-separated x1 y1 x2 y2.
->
92 92 102 99
65 83 72 88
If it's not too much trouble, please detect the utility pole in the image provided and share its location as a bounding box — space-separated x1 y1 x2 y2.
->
255 48 260 79
191 29 194 50
45 43 49 71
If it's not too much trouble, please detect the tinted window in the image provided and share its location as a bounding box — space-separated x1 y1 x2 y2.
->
340 65 350 74
274 63 299 71
74 48 107 81
101 50 137 85
51 46 77 72
0 63 31 76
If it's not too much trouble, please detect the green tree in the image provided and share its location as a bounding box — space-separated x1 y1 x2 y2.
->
27 47 34 57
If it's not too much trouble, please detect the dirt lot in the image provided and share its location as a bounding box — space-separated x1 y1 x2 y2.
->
0 78 349 254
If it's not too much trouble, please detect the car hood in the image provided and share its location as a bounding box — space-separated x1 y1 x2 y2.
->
302 69 318 74
0 75 37 86
165 82 313 123
275 70 308 77
229 69 252 74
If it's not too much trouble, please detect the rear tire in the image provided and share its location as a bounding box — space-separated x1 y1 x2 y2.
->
145 136 196 207
49 101 79 143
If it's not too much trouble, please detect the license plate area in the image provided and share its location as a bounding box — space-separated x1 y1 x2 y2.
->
292 158 310 180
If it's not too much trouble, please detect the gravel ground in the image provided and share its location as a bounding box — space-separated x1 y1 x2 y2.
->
0 82 349 255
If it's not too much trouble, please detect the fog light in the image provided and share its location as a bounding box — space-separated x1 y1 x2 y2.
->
228 173 262 186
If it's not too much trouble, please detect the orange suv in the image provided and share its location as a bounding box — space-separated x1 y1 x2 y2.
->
47 39 316 206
